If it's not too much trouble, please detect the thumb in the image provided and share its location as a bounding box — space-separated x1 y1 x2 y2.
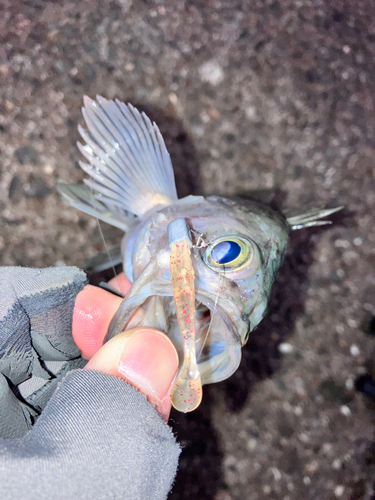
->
84 328 179 421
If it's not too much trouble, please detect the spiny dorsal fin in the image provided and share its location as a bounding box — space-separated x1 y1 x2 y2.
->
283 206 343 230
78 96 178 217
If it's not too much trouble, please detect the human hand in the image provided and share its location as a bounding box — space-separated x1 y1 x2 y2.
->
73 273 178 421
0 267 180 500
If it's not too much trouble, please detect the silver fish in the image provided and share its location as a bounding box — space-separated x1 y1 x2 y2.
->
58 96 341 412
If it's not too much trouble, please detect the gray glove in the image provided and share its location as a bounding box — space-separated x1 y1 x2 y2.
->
0 266 88 437
0 267 180 500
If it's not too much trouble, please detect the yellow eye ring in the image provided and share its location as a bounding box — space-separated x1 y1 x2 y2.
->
203 236 254 272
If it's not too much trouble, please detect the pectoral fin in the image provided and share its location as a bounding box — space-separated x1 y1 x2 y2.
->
284 206 343 230
57 181 132 231
84 244 123 272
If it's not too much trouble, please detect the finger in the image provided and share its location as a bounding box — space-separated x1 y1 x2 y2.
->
73 273 131 358
84 328 178 421
107 272 131 296
72 285 123 360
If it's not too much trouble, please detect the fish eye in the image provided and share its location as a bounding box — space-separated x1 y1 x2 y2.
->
203 236 257 272
211 240 241 264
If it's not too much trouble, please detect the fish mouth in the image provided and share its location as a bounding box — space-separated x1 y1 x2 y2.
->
107 264 242 385
193 291 242 384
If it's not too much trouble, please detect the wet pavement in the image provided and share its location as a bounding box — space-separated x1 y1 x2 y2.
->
1 1 375 498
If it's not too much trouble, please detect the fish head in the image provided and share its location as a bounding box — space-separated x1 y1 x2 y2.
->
121 194 289 386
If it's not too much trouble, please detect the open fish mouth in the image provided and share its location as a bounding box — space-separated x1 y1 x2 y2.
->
107 282 241 384
194 290 241 377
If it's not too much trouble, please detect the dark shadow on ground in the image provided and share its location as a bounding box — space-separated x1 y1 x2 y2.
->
168 390 225 500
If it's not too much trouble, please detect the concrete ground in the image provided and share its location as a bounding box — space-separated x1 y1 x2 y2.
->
1 1 375 498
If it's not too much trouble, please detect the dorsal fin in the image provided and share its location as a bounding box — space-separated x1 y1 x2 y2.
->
77 96 178 217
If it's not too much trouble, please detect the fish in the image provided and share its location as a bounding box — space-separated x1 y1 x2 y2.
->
58 96 342 412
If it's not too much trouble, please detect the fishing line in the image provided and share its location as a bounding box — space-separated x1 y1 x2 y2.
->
89 182 126 298
197 270 225 361
193 234 226 361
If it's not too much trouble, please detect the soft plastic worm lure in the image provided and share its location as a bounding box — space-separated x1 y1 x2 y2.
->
168 218 202 412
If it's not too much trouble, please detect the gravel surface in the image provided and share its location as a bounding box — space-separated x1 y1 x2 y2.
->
1 1 375 499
